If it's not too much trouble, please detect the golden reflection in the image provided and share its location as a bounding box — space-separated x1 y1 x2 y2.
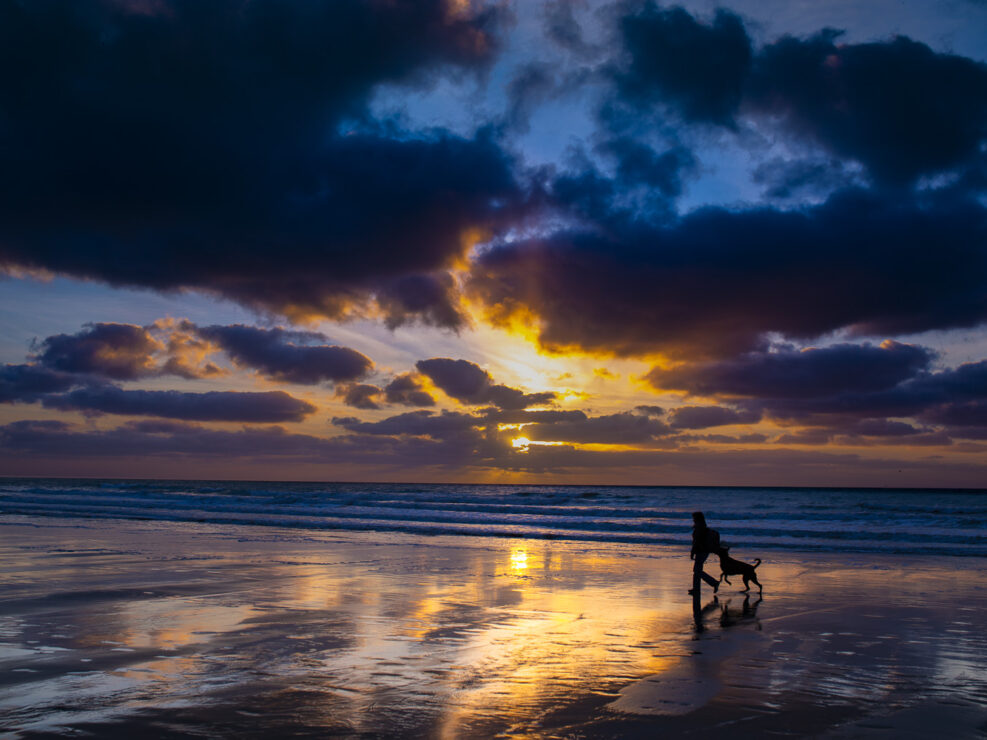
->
509 548 529 573
7 522 987 739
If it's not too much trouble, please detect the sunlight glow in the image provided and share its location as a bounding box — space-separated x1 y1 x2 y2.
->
511 437 566 453
509 548 528 572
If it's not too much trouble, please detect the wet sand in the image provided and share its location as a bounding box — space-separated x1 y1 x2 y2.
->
1 516 985 738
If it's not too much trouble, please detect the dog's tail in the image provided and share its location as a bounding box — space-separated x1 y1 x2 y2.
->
753 558 762 569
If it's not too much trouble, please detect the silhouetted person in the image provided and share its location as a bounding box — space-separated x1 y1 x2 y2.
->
689 511 720 596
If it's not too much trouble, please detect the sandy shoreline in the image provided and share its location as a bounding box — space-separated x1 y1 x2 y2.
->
1 516 985 738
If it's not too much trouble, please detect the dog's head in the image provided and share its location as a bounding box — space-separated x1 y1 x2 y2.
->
716 546 731 556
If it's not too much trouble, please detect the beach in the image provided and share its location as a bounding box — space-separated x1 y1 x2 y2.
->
2 515 985 738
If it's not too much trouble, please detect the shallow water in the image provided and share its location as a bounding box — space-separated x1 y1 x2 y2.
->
1 518 986 737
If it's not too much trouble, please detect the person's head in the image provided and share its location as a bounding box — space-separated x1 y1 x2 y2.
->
692 511 707 528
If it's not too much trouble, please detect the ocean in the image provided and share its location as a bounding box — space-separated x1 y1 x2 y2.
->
1 478 985 556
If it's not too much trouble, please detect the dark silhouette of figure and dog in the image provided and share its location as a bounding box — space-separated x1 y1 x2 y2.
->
689 512 764 631
689 511 764 595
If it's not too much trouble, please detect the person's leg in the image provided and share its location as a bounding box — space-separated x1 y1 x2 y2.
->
690 553 703 594
692 552 719 593
695 551 719 592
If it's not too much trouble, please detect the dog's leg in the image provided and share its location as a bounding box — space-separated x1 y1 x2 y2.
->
742 574 751 592
751 574 762 593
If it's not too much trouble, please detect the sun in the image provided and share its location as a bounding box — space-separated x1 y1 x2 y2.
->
511 437 531 451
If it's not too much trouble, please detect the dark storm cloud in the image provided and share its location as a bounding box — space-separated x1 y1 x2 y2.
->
667 405 761 429
384 374 436 408
416 358 557 409
0 0 518 326
469 190 987 358
42 387 315 423
609 5 987 185
336 384 384 411
0 364 83 404
374 273 466 331
747 32 987 185
649 342 937 398
465 8 987 360
195 325 372 385
612 3 752 126
749 358 987 422
35 323 161 380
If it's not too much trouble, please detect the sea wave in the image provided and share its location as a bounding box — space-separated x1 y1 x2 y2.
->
1 478 985 556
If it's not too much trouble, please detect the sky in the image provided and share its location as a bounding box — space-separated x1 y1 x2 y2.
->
1 0 987 486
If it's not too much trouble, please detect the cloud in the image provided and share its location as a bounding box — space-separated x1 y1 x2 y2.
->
597 137 696 199
920 400 987 428
612 4 752 126
384 374 436 408
480 408 589 424
332 410 480 441
752 157 855 201
154 320 225 379
469 190 987 358
35 323 162 380
0 0 518 327
0 420 334 460
749 358 987 423
542 0 594 57
667 405 761 429
609 5 987 184
3 417 986 486
523 410 670 444
0 364 83 404
336 384 384 410
649 342 937 398
195 324 372 384
416 358 557 409
747 32 987 185
634 405 665 417
42 387 315 422
24 320 374 385
678 432 768 445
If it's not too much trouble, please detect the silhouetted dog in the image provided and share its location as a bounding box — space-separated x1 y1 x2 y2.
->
715 547 763 593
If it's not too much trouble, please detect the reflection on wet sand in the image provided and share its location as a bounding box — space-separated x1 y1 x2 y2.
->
1 520 986 737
